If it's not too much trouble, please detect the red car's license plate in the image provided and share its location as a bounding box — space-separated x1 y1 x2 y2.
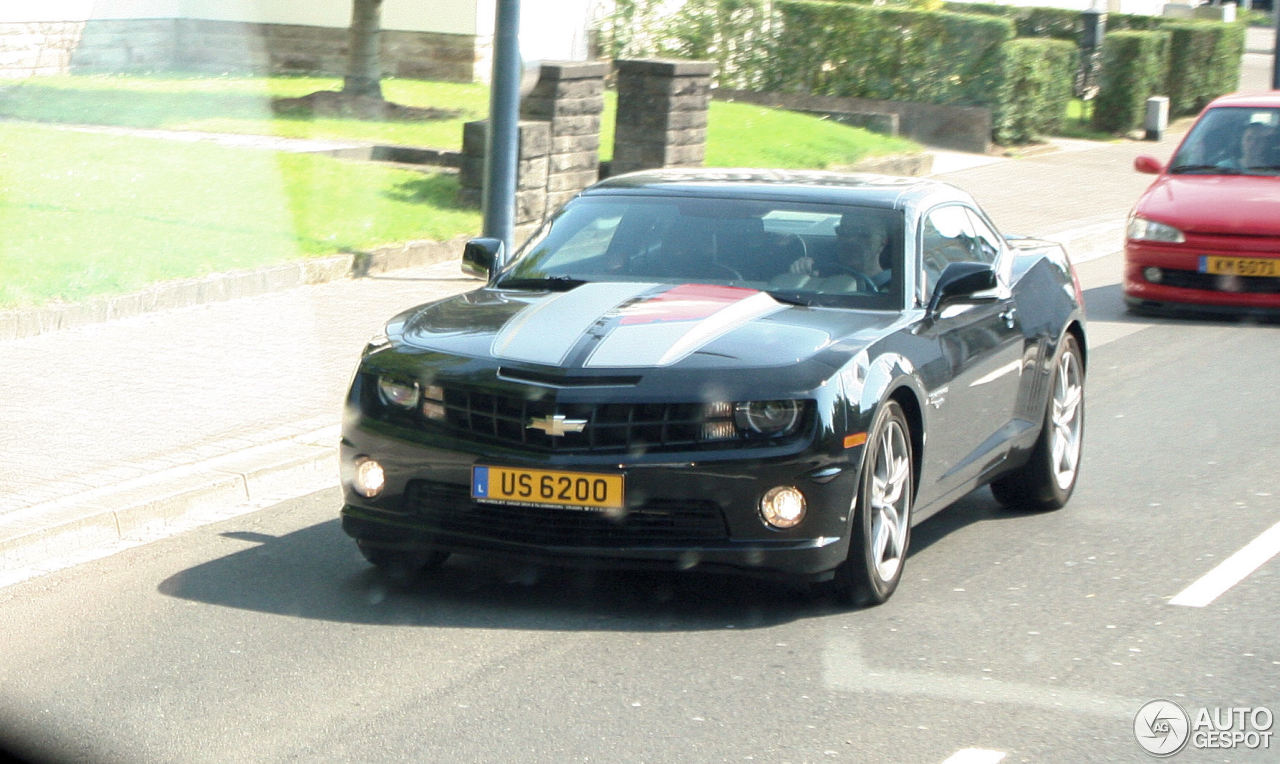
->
1200 256 1280 278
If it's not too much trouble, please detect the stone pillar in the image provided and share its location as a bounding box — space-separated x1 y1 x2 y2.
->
520 60 609 213
458 119 550 241
611 59 715 177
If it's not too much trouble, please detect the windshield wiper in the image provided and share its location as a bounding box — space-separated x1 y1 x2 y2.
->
1169 164 1242 174
497 275 587 291
766 291 815 307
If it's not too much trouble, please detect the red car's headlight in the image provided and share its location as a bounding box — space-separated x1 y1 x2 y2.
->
1127 215 1185 244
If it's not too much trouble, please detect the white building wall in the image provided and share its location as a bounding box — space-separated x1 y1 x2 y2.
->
0 1 593 59
945 0 1171 15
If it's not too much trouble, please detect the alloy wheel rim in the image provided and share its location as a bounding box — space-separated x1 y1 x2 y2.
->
1050 349 1084 490
869 419 911 582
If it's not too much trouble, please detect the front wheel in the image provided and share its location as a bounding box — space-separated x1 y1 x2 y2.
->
830 400 914 607
990 334 1084 510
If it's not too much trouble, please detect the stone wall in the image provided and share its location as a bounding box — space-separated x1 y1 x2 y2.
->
458 119 553 242
716 88 992 154
0 19 176 78
611 59 716 176
0 18 482 81
519 61 608 212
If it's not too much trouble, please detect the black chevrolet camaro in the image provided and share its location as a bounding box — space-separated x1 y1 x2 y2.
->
339 169 1087 605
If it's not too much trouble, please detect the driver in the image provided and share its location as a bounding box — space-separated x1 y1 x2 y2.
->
789 213 891 289
1237 122 1276 169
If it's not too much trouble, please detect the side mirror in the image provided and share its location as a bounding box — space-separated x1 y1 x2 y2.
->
926 261 998 316
1134 155 1164 175
462 237 506 280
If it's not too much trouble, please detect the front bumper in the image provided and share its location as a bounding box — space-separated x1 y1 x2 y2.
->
1123 244 1280 312
339 425 861 582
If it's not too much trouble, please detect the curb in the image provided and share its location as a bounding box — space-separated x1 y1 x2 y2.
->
0 234 471 342
0 425 341 586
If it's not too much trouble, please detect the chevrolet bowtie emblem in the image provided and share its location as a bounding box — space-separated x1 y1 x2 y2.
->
527 414 588 437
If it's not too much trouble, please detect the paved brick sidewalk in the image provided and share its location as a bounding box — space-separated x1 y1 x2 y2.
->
0 256 481 581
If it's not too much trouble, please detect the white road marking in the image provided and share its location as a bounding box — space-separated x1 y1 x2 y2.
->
1169 520 1280 607
822 636 1141 718
1043 220 1125 264
942 749 1006 764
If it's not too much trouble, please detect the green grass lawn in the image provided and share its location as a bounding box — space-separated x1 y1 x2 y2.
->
0 74 917 309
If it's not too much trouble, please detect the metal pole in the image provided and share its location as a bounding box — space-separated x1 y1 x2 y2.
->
1272 5 1279 90
484 0 521 252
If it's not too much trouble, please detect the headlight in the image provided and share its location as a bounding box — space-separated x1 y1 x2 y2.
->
734 400 803 437
1127 215 1185 243
377 377 419 408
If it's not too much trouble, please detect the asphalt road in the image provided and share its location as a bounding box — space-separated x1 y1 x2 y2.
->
3 144 1280 762
1 299 1277 763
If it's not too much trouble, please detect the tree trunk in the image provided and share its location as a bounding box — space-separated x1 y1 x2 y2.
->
343 0 384 99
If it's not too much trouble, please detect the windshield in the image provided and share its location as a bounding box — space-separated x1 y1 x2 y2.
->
1169 106 1280 175
496 195 905 308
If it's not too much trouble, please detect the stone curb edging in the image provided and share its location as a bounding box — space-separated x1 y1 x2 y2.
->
0 234 473 342
0 428 340 583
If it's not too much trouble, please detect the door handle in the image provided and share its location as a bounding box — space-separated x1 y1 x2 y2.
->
999 306 1017 329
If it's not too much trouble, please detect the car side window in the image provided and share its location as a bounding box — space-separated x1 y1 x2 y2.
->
918 203 1004 300
963 208 1001 264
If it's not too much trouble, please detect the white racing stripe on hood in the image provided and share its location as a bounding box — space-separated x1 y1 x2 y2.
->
587 289 784 368
491 282 658 365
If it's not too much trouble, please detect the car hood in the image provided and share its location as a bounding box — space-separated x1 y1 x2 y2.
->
392 282 897 371
1136 174 1280 236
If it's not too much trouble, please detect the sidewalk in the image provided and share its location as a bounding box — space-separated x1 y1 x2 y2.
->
0 257 481 584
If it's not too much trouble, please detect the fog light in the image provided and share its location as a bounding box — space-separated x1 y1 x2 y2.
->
1143 266 1163 284
760 486 806 529
353 457 386 498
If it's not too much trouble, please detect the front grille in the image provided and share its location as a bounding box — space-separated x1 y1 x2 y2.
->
440 390 711 453
1160 269 1280 294
361 372 812 455
405 480 729 546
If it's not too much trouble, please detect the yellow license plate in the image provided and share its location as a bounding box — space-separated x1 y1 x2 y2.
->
1201 256 1280 277
471 465 624 511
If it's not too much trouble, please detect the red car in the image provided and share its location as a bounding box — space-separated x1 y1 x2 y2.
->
1125 93 1280 315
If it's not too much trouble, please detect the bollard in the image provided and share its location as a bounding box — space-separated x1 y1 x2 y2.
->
1144 96 1169 141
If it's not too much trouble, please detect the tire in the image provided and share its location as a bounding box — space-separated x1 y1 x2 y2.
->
357 541 449 580
830 400 914 607
990 334 1084 511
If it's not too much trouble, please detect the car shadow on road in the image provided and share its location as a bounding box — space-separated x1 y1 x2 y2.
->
156 488 1020 630
157 517 823 631
1085 282 1280 326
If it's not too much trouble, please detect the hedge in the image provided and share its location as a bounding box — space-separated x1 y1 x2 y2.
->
770 0 1014 108
995 38 1078 143
596 0 1246 143
942 3 1079 40
1163 22 1245 116
1092 31 1170 133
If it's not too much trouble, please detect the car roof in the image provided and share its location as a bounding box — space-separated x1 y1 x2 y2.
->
1202 92 1280 110
584 168 971 210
